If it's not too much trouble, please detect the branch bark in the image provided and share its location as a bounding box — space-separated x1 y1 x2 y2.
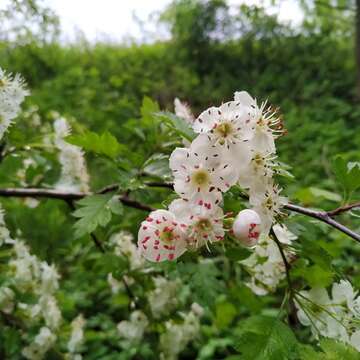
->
284 203 360 243
0 187 154 212
0 186 358 242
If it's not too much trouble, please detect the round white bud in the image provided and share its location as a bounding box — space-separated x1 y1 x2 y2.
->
232 209 261 247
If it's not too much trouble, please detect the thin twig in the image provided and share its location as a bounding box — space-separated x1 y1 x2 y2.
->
0 186 359 241
270 227 292 291
284 203 360 243
0 187 154 212
327 202 360 217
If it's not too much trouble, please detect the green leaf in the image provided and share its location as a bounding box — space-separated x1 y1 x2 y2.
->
332 156 360 199
318 339 360 360
141 96 160 124
73 193 119 238
309 187 342 202
66 130 126 159
225 247 252 261
155 111 196 141
235 316 300 360
142 153 171 179
215 301 237 329
298 264 334 288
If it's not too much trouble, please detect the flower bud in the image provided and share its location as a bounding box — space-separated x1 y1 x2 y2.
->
232 209 261 247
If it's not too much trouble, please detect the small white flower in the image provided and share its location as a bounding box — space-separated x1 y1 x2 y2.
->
170 134 237 202
350 330 360 351
332 280 360 317
249 181 287 234
232 209 261 247
273 223 297 245
0 286 15 314
53 117 90 193
22 327 56 360
117 310 148 346
39 262 60 295
68 314 86 354
169 198 225 251
38 294 62 330
174 98 194 124
237 150 276 189
138 209 188 262
0 68 29 140
110 231 144 270
234 91 284 154
160 308 201 360
241 233 292 295
149 277 180 318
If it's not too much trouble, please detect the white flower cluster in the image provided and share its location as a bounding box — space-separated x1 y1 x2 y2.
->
110 231 144 270
67 314 86 359
0 204 13 247
0 67 29 140
138 91 286 262
107 231 145 295
9 241 62 334
149 276 181 319
117 310 149 348
0 216 62 360
53 117 90 193
160 303 204 360
295 280 360 350
22 327 57 360
241 224 296 295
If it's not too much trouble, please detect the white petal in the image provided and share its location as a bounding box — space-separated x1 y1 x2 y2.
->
234 91 257 108
169 148 189 173
193 106 220 133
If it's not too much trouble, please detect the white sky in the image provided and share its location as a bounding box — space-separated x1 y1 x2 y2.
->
45 0 303 43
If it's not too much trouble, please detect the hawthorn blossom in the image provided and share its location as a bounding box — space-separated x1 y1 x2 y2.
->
53 117 90 193
174 98 194 124
237 150 276 189
169 198 225 250
294 281 360 349
0 67 29 140
22 327 57 360
0 204 13 246
0 286 15 314
117 311 149 346
149 277 180 318
110 231 144 270
160 304 203 360
249 181 287 234
241 227 295 295
234 91 284 154
138 209 188 262
169 134 236 203
68 314 86 355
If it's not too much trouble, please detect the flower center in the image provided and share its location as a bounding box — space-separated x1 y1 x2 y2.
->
160 227 175 244
195 218 212 232
0 78 6 87
191 169 210 187
215 121 233 140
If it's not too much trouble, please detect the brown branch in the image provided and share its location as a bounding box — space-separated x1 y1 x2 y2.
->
327 202 360 217
284 203 360 243
0 185 358 241
0 187 154 212
270 227 292 290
